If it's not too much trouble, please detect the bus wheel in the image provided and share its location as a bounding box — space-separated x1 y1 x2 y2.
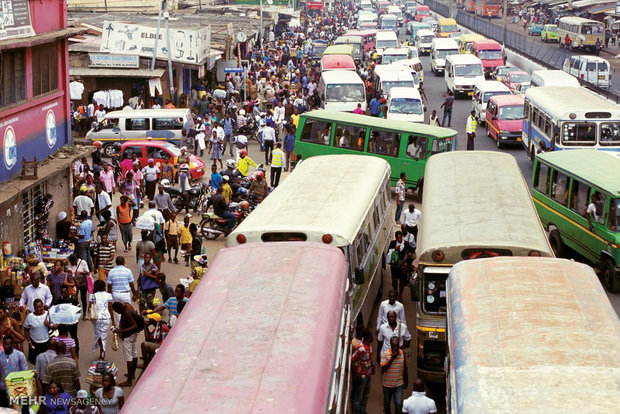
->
103 143 117 157
548 228 565 257
496 137 503 149
601 259 620 293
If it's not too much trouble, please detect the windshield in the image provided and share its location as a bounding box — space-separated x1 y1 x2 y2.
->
336 43 362 56
479 50 503 60
441 24 457 32
326 83 365 101
482 90 511 103
499 105 524 120
420 35 435 43
547 26 558 32
163 143 181 156
418 9 430 16
389 98 423 114
437 49 459 59
383 54 407 64
383 80 415 92
600 122 620 145
377 39 398 49
409 49 419 58
517 84 531 94
382 21 398 29
586 62 609 72
455 64 483 76
582 24 603 35
510 74 530 83
312 44 328 55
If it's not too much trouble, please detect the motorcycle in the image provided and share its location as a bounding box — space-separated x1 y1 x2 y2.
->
163 181 207 212
200 200 252 240
236 110 258 142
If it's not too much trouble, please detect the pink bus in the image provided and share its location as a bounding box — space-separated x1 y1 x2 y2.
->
122 242 352 413
346 29 377 55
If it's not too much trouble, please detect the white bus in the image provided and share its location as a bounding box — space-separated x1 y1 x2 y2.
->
522 86 620 158
227 155 393 326
558 16 604 51
376 31 399 55
529 69 581 88
318 70 367 113
386 87 425 123
430 38 459 74
444 54 484 96
373 64 418 97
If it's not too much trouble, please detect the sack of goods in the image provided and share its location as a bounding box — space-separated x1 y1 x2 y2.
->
86 361 118 387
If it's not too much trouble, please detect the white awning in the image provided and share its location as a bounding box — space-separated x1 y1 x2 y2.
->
69 67 165 78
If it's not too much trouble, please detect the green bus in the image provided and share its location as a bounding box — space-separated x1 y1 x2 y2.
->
532 149 620 292
294 110 457 195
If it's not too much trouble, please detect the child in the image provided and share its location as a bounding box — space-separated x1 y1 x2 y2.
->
165 212 180 264
178 214 192 267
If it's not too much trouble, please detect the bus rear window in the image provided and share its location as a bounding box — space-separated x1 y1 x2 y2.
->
562 122 596 146
261 233 308 242
461 249 512 260
422 276 446 314
600 122 620 145
431 137 455 155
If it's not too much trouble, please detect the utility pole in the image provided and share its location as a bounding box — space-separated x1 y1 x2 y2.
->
260 0 264 50
503 0 508 46
164 1 175 105
151 0 164 71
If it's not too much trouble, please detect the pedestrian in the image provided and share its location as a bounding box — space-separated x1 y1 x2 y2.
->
107 256 137 325
418 82 428 102
263 123 277 164
466 110 477 150
402 379 438 414
35 340 57 380
381 336 407 414
141 158 160 200
111 301 141 387
388 232 408 301
153 284 188 326
376 290 406 334
178 214 193 267
66 254 89 316
273 101 286 139
595 38 602 56
70 389 100 414
97 209 118 247
351 328 375 414
370 95 381 117
19 272 53 313
95 372 125 413
395 172 406 225
353 102 364 114
283 126 295 171
88 280 113 361
23 299 52 364
42 341 81 397
209 130 224 169
116 195 134 252
138 252 159 313
440 91 454 127
154 184 175 220
94 233 116 284
157 273 175 304
270 142 284 188
221 113 235 157
402 203 421 242
428 109 440 127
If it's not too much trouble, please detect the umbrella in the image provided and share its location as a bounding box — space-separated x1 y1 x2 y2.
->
135 215 155 230
48 304 81 325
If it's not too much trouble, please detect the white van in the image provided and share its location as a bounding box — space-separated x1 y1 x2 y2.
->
471 80 512 123
562 55 610 88
387 87 425 123
381 47 410 64
319 70 367 112
395 57 424 83
444 54 485 96
380 15 400 36
430 38 459 74
387 6 404 25
530 69 581 88
85 108 193 155
414 29 436 55
376 31 399 56
373 65 417 97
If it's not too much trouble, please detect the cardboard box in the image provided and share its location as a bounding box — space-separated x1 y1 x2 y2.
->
5 370 35 397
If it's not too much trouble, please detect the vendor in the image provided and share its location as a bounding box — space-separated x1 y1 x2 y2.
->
26 254 49 278
56 211 74 241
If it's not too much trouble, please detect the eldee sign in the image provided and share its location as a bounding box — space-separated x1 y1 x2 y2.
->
88 53 140 68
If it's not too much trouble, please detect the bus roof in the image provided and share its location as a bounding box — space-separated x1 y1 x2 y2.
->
321 54 356 71
123 242 349 413
458 33 484 42
295 109 456 137
228 154 391 246
530 69 580 87
419 151 552 259
438 17 456 24
388 87 421 100
104 108 190 118
335 35 362 43
377 31 398 40
320 70 364 84
536 149 620 195
489 94 524 106
448 257 620 413
524 86 620 117
559 16 601 25
446 53 482 64
472 39 502 49
323 44 355 55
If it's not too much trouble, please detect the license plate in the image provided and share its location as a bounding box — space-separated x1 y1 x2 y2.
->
429 331 438 339
599 75 605 79
517 137 522 141
467 92 473 96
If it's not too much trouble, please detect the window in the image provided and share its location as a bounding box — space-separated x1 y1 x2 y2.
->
1 48 26 108
368 129 400 156
146 146 166 160
32 44 59 96
406 135 428 160
153 118 184 130
588 191 607 225
300 120 331 145
600 122 620 145
125 118 149 131
333 123 366 151
356 230 369 264
533 163 550 195
431 137 455 155
123 146 144 157
562 122 596 146
101 118 119 130
569 180 590 215
550 170 569 206
609 199 620 231
23 183 48 245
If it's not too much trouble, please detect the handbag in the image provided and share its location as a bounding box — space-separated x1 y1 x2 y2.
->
64 273 77 297
87 296 98 321
47 313 59 338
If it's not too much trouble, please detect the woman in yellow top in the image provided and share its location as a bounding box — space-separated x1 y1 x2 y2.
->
222 176 233 203
177 215 193 267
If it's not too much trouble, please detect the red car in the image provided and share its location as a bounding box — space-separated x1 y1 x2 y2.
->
120 140 206 180
502 71 531 93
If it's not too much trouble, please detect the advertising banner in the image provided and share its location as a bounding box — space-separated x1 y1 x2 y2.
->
0 0 35 40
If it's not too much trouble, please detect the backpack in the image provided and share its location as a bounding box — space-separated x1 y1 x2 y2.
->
133 311 145 333
390 249 401 266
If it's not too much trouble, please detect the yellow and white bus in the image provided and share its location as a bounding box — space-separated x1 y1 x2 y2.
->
558 16 604 51
227 154 393 326
446 257 620 413
414 151 553 383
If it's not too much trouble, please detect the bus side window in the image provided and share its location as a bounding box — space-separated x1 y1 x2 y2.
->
334 123 366 151
367 129 389 155
300 120 331 145
589 190 607 224
406 135 428 160
609 199 620 231
570 180 590 216
533 162 550 195
551 170 569 206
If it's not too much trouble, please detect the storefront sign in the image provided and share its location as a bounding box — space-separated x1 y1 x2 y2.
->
88 53 140 68
0 0 34 40
307 1 324 9
100 21 211 65
616 1 620 14
224 67 244 73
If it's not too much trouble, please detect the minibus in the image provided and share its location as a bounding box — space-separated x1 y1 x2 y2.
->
345 29 377 55
373 65 417 97
446 257 620 413
558 16 604 51
387 5 403 25
320 54 356 71
323 44 355 60
294 110 457 195
444 54 484 96
407 21 431 39
376 31 399 55
395 57 424 83
414 5 431 22
380 14 399 35
430 38 459 74
318 70 367 112
485 94 524 148
470 38 504 77
414 29 436 55
471 80 511 123
386 87 425 123
86 108 193 155
529 69 581 88
562 55 610 89
456 33 484 54
532 149 620 292
334 35 364 63
437 18 459 38
381 47 410 64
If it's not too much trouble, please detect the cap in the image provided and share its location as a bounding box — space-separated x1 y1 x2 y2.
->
76 390 89 399
57 211 67 221
185 213 192 218
222 175 230 182
147 313 162 322
148 158 154 163
181 146 188 151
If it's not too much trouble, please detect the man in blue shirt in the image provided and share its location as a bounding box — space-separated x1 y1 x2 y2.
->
77 210 93 271
153 284 187 321
370 96 381 117
283 126 296 171
107 256 137 325
209 164 222 192
221 113 235 157
0 335 27 405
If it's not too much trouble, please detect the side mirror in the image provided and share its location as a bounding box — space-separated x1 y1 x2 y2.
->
354 266 364 285
492 115 498 120
423 107 427 112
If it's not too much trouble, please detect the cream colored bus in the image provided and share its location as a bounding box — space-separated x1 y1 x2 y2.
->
414 151 553 383
227 154 393 326
558 16 604 51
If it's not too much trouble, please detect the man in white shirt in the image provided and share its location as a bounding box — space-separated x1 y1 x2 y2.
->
262 125 276 165
402 203 422 241
94 105 106 123
19 273 53 312
376 290 406 333
273 101 286 139
145 201 165 226
142 158 161 200
377 311 411 355
73 189 95 218
95 184 113 223
402 379 438 414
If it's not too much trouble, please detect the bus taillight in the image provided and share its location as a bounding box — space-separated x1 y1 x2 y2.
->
322 234 333 244
431 250 444 262
236 234 247 244
528 250 541 256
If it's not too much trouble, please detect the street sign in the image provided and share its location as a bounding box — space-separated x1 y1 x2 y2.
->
224 67 244 73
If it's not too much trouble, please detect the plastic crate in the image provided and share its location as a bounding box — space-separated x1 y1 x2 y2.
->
5 370 35 398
